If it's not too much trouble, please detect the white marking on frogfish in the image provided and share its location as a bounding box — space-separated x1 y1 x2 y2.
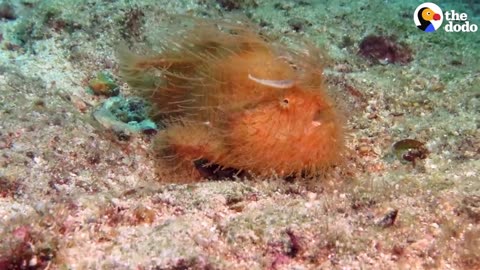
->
248 74 294 89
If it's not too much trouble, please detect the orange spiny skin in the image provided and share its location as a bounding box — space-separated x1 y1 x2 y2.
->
118 18 344 179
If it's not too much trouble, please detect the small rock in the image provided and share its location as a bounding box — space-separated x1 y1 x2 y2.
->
0 3 16 20
216 0 257 11
88 72 119 96
288 18 311 32
359 35 413 64
392 139 429 167
460 195 480 222
376 209 398 227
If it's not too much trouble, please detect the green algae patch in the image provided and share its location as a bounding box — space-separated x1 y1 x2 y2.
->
93 96 158 135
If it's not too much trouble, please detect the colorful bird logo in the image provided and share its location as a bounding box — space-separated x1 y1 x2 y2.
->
414 3 443 32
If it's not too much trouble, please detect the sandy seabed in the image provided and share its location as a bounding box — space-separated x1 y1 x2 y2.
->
0 0 479 269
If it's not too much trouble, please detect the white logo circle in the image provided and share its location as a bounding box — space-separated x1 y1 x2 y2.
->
414 2 443 32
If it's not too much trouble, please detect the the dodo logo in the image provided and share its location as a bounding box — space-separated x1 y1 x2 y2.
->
414 2 478 32
414 2 443 32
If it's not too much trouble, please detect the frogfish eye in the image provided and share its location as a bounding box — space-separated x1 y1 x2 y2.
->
280 98 290 108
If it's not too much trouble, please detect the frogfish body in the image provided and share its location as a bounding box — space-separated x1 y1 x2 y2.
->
118 18 344 180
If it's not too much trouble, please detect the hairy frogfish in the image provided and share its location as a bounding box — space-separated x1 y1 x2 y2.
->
118 18 345 180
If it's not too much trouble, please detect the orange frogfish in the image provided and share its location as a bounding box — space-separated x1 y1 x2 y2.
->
118 18 345 181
